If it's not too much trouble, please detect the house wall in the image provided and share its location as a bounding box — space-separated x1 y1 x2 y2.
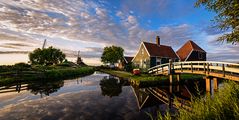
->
150 57 178 68
187 51 206 61
132 44 150 69
150 57 156 67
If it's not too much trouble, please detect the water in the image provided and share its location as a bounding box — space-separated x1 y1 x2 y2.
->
0 72 206 120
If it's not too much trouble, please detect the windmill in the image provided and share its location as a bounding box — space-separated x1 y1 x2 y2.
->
76 50 82 64
42 39 47 49
76 50 87 66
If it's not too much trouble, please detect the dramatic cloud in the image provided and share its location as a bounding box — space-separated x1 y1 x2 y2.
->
0 0 237 65
119 0 195 18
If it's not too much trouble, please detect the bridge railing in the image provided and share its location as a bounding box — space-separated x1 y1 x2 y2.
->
148 61 239 76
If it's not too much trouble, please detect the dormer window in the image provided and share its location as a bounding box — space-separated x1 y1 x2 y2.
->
141 49 144 55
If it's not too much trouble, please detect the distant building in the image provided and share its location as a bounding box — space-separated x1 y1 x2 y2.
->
118 56 133 70
176 40 206 61
132 36 179 69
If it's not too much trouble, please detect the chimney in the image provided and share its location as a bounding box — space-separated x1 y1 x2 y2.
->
156 36 160 45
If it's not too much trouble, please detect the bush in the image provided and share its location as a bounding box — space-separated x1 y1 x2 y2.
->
13 63 31 70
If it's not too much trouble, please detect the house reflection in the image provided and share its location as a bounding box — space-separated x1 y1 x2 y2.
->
132 84 193 113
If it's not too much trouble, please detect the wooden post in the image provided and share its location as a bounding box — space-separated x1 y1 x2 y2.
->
169 74 173 84
176 84 180 92
181 63 183 72
222 64 225 77
213 78 218 90
207 63 210 75
168 59 172 74
191 62 193 73
176 74 180 82
206 77 211 92
203 62 206 74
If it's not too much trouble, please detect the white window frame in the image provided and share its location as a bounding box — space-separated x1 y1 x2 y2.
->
156 57 161 65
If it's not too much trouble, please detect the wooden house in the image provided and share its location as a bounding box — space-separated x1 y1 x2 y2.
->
132 36 179 69
117 56 133 70
176 40 206 61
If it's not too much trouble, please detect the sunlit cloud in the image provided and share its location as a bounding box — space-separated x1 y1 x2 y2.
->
0 0 237 65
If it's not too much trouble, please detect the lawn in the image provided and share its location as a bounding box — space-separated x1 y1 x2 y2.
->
100 69 203 87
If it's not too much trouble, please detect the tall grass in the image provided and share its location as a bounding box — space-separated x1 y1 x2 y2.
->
158 81 239 120
0 67 95 86
44 67 95 80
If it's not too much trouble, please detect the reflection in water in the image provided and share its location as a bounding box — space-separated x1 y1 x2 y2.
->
99 76 123 97
27 80 64 97
132 79 206 117
0 72 208 120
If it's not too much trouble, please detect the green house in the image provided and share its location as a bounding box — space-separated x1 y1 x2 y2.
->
132 36 179 69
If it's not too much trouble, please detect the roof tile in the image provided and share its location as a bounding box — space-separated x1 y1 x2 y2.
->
176 40 206 61
143 42 178 59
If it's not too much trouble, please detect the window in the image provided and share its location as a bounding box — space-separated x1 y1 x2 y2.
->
141 49 144 55
143 59 147 68
156 57 161 65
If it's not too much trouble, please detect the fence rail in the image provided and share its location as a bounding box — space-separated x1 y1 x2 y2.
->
148 61 239 81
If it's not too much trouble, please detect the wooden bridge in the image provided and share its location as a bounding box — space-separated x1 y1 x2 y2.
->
148 61 239 81
148 61 239 92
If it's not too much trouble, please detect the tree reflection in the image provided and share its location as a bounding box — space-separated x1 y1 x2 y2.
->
100 76 122 97
27 79 64 96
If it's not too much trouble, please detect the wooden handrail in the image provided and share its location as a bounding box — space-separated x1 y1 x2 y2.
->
148 61 239 81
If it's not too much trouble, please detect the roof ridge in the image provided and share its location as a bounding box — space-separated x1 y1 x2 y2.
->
188 40 194 50
188 40 205 52
142 41 171 47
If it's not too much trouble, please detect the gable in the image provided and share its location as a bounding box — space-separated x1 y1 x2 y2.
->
177 40 206 61
132 43 150 63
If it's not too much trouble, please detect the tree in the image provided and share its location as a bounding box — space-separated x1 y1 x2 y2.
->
29 46 66 65
101 46 124 65
195 0 239 44
100 76 122 97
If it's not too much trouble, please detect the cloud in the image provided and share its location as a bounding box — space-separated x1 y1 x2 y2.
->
119 0 195 18
0 0 236 65
0 51 29 54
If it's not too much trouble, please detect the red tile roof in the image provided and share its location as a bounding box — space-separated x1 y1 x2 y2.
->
176 40 206 61
124 56 133 63
143 42 178 59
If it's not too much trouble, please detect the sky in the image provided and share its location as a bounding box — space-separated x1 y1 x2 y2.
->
0 0 238 65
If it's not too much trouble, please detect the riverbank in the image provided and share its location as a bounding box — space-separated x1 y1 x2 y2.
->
0 65 95 86
158 81 239 120
100 69 203 87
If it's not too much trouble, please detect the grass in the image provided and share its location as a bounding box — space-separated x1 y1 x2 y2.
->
100 69 132 78
100 69 203 87
0 66 95 86
157 81 239 120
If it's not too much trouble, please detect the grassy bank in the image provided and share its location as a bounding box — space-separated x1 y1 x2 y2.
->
100 69 203 87
0 66 95 86
157 81 239 120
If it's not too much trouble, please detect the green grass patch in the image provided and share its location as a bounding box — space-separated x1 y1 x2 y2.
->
0 67 95 86
100 69 204 87
100 69 133 78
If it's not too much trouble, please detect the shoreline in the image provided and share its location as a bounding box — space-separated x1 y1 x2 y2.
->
0 67 95 86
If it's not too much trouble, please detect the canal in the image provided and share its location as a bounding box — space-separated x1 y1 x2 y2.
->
0 72 207 120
